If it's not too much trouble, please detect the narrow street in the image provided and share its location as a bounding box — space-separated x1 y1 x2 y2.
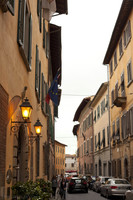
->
54 189 125 200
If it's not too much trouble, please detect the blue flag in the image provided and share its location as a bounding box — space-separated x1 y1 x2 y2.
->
46 72 59 106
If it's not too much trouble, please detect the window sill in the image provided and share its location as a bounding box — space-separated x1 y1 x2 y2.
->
127 80 133 88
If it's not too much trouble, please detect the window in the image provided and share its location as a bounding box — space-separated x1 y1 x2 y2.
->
110 60 113 77
111 89 114 105
97 105 100 119
94 110 96 122
41 73 48 115
37 0 42 32
46 32 50 59
17 0 32 71
98 132 100 150
91 137 93 152
87 139 89 154
71 163 74 167
121 72 125 97
114 50 117 69
127 60 132 84
84 141 86 155
95 135 97 151
116 118 120 141
119 37 123 58
7 0 15 15
103 129 105 148
43 19 46 48
129 107 133 136
112 121 115 142
101 98 105 115
115 82 118 99
124 20 131 48
107 126 110 146
35 45 41 103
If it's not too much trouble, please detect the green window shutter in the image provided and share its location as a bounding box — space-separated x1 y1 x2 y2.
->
17 0 26 47
43 19 46 48
35 45 39 94
28 14 32 70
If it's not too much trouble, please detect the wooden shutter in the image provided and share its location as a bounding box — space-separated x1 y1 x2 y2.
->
46 32 49 59
7 0 15 15
38 61 41 101
37 0 40 16
43 19 46 48
39 1 42 33
17 0 26 47
35 45 39 94
28 14 32 70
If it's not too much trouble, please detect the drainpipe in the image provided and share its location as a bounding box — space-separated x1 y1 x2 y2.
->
107 64 112 177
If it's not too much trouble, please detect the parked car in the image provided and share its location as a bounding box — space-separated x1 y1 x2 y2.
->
94 176 110 193
100 178 132 199
89 179 96 190
67 177 88 193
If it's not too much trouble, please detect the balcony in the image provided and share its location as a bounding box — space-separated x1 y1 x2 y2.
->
113 96 127 107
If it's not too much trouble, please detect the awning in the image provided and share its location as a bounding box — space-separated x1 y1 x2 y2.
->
50 24 62 85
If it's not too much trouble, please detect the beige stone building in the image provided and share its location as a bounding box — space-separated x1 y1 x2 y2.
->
103 0 133 185
55 140 67 176
65 154 77 174
90 82 110 177
73 96 94 176
0 0 67 199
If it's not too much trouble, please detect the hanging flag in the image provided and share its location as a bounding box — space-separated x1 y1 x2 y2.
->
42 0 56 21
45 71 60 106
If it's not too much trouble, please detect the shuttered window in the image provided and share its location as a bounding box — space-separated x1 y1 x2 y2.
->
127 60 132 84
114 50 117 69
103 129 105 148
111 89 114 105
119 37 123 58
129 107 133 136
121 72 125 97
7 0 15 15
110 60 113 77
46 32 50 59
37 0 42 32
17 0 32 71
35 45 41 103
115 82 118 99
43 19 46 48
41 73 48 115
124 20 131 48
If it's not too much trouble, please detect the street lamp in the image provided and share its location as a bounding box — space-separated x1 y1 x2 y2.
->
20 97 33 120
34 119 43 135
11 97 33 132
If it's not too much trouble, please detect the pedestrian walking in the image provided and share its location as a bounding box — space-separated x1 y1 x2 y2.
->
52 175 58 199
59 177 66 200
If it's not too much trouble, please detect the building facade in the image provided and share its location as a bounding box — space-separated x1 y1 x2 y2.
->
103 0 133 185
0 0 67 199
55 140 66 176
73 96 94 176
65 154 77 174
90 82 110 177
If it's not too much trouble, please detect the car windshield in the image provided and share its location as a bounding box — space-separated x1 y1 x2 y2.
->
114 180 129 184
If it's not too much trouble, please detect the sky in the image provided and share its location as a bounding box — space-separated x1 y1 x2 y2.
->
51 0 123 154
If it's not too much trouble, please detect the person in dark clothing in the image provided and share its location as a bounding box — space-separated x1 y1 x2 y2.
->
52 175 58 198
60 177 66 199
